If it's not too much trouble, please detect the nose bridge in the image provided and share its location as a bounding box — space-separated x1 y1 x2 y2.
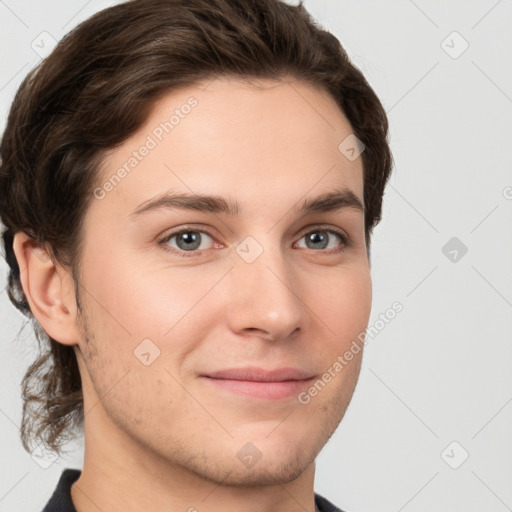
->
226 236 306 338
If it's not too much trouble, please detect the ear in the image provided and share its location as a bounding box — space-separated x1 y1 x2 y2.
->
12 232 81 346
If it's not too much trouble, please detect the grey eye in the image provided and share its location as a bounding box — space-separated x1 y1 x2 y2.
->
296 230 343 251
166 231 214 252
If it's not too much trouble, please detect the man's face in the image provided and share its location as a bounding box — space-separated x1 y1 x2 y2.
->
73 76 371 485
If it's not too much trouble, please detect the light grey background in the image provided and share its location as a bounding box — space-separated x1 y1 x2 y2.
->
1 1 511 511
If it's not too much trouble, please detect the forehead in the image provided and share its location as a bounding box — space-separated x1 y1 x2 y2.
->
92 76 364 220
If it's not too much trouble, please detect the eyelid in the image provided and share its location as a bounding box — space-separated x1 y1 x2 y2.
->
296 224 348 240
157 223 350 256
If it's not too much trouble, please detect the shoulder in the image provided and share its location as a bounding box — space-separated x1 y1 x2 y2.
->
315 492 348 512
315 492 353 512
42 468 81 512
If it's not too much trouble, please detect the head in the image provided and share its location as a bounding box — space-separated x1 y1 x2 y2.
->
0 0 392 485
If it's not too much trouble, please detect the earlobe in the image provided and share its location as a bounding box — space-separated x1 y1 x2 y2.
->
12 232 81 346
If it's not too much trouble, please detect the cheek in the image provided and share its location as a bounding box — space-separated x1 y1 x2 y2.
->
82 243 189 334
307 264 372 347
79 244 228 372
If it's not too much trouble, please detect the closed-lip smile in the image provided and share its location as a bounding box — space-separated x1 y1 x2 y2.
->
199 367 316 400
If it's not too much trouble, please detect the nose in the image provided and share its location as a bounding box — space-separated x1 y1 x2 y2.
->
225 243 307 341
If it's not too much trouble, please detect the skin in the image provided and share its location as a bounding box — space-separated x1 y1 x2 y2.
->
14 76 372 512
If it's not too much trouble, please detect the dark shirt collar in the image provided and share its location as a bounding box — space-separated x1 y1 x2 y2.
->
42 469 80 512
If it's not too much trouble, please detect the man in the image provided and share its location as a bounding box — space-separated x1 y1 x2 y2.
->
0 0 392 510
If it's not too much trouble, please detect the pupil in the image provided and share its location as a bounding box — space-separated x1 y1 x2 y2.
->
178 232 200 250
308 232 327 249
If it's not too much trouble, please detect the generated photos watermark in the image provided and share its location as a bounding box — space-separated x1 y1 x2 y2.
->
93 96 198 200
297 301 403 404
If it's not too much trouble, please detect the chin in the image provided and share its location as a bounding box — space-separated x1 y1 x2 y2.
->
177 432 321 488
222 464 308 488
191 451 314 488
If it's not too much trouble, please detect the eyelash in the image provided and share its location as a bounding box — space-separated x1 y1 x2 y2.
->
157 225 350 258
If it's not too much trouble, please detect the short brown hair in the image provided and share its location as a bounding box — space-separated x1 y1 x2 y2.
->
0 0 392 454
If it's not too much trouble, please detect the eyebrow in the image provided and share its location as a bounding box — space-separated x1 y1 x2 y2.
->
130 188 364 218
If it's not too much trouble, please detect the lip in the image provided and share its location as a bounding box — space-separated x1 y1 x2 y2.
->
199 367 316 400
